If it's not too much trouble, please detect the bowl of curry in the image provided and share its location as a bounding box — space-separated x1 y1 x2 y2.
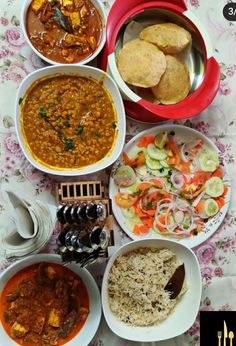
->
0 254 101 346
21 0 106 65
16 65 126 176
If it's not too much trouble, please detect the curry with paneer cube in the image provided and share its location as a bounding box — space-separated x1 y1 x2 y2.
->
0 262 89 345
26 0 103 63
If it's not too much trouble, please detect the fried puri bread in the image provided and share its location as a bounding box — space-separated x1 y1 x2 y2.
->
151 55 191 104
140 23 191 54
132 86 160 103
117 40 166 88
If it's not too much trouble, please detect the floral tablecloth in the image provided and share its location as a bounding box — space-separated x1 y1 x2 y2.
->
0 0 236 345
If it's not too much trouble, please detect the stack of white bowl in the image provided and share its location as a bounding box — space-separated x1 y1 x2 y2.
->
0 191 56 260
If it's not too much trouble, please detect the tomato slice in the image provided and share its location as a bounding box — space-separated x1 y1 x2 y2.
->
135 152 145 166
141 217 153 228
183 185 205 199
134 202 147 217
212 168 223 178
138 182 152 191
137 135 155 148
215 196 225 209
133 224 150 235
115 193 138 208
123 152 145 167
151 178 165 188
191 171 211 185
123 152 135 166
166 139 192 173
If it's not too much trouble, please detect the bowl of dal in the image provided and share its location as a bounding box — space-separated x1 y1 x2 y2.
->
15 65 126 176
101 238 202 342
99 0 220 123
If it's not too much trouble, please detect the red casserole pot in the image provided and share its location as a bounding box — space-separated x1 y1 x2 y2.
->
99 0 220 123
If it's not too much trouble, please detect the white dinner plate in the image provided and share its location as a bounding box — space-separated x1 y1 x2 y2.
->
109 124 231 248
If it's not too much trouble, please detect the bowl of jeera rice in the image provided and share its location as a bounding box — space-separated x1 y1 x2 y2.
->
15 65 126 176
101 238 202 342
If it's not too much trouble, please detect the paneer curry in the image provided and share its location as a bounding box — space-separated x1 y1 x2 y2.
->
20 74 117 169
0 262 89 346
26 0 103 63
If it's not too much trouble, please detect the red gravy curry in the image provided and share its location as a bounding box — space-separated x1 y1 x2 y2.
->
26 0 103 63
0 262 89 346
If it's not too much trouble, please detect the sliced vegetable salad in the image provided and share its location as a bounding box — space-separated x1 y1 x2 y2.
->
112 130 229 238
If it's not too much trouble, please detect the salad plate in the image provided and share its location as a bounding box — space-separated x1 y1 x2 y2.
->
109 124 231 248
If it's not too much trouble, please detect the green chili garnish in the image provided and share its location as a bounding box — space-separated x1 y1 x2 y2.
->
64 138 74 151
76 125 84 134
39 106 47 118
146 201 154 209
64 120 71 128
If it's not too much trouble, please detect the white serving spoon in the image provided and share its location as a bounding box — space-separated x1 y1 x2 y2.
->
10 205 38 239
6 191 38 239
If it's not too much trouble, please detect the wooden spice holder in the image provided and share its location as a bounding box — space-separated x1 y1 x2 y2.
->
56 181 106 203
55 181 114 253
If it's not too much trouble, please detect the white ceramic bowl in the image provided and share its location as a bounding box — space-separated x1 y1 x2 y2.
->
21 0 106 66
102 239 202 342
15 64 126 176
0 254 101 346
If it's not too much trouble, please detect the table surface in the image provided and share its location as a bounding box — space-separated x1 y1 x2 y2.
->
0 0 236 345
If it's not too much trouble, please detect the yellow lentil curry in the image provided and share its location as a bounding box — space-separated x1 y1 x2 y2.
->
20 74 117 169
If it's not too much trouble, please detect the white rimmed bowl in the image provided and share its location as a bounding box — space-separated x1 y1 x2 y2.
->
15 64 126 176
102 239 202 342
21 0 106 66
0 254 101 346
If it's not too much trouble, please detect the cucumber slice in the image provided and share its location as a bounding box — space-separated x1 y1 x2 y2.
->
205 177 224 197
146 155 162 170
113 165 136 187
160 159 169 168
122 207 137 218
125 218 142 231
120 178 141 194
154 132 168 149
135 165 149 179
122 207 143 229
204 198 219 217
147 144 167 160
199 150 220 172
174 210 184 224
151 168 170 177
